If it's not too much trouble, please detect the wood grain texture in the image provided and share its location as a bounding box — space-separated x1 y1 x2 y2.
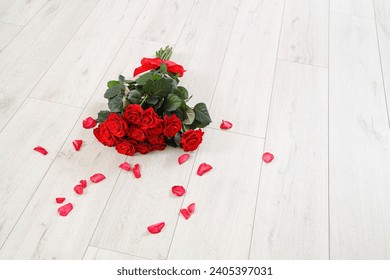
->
250 60 328 259
0 98 81 249
278 0 328 67
0 22 21 52
167 129 263 259
208 0 285 138
83 246 145 260
0 0 97 131
329 14 390 259
0 0 47 25
0 39 163 260
129 0 194 44
330 0 374 18
30 0 147 107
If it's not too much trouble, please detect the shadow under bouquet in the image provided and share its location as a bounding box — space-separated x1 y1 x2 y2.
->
93 46 212 156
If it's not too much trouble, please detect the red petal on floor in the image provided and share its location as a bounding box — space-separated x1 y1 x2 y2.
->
262 152 274 163
119 162 131 171
58 203 73 216
74 184 83 195
80 179 87 188
171 185 186 196
178 153 190 165
220 120 233 130
180 209 191 220
90 173 106 183
147 222 165 234
197 163 212 176
187 203 195 214
55 197 65 204
33 146 48 155
82 117 97 129
72 140 83 151
133 164 141 179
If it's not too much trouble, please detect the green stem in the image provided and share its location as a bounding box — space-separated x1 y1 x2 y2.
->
139 95 148 106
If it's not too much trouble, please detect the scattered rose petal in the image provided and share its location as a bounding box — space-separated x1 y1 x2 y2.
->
119 162 131 171
220 120 233 130
55 197 65 204
90 173 106 183
80 179 87 188
147 222 165 234
180 209 191 220
178 154 190 165
133 164 141 179
171 185 186 196
74 184 83 195
262 152 274 163
33 146 48 155
187 203 195 214
72 140 83 151
82 117 97 129
197 163 212 176
58 203 73 216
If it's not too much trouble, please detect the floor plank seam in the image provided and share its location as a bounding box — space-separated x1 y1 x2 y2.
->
174 0 196 46
330 11 375 21
327 0 331 260
277 58 328 69
88 245 152 260
27 97 84 109
207 126 265 140
0 20 24 27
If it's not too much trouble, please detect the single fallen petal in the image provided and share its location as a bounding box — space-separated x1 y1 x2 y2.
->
82 117 97 129
171 185 186 196
90 173 106 183
197 163 212 176
58 203 73 216
180 209 191 220
55 197 65 204
133 164 141 179
262 152 274 163
72 140 83 151
80 179 87 188
147 222 165 234
119 162 131 171
33 146 48 155
187 203 195 214
74 184 83 195
178 153 190 165
220 120 233 130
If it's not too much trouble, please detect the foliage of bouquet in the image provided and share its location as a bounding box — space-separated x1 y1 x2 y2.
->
93 46 212 156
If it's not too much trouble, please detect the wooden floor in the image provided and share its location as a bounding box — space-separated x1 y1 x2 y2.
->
0 0 390 260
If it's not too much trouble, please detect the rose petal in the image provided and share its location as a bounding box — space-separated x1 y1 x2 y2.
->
262 152 274 163
72 140 83 151
197 163 212 176
33 146 48 155
178 153 190 165
133 164 141 179
171 185 186 196
147 222 165 234
80 179 87 188
187 203 195 214
180 209 191 220
55 197 65 204
90 173 106 183
58 203 73 216
82 117 97 129
119 162 131 171
220 120 233 130
74 184 83 195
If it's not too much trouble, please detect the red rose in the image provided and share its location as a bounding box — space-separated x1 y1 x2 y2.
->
140 107 159 129
127 127 146 142
115 140 136 156
133 57 163 76
105 113 128 137
93 123 118 147
124 104 143 125
180 129 204 151
151 143 167 151
147 135 165 145
135 143 151 154
163 114 182 138
164 60 185 77
147 118 164 137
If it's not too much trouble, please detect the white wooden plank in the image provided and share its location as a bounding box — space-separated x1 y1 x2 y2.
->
167 129 263 259
0 22 21 52
278 0 328 67
83 246 144 260
30 0 147 107
330 14 390 259
250 60 328 259
0 98 81 249
0 39 164 260
0 0 97 131
208 0 285 138
0 0 47 25
129 0 194 44
330 0 374 18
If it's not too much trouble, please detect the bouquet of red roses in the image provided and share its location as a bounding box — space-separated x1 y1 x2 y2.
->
93 46 211 156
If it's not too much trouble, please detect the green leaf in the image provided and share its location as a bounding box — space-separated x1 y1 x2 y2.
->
96 110 110 123
142 79 153 94
136 72 153 85
146 96 159 105
159 63 167 74
107 80 120 89
193 102 212 125
164 94 182 111
151 77 174 97
154 98 165 110
104 84 122 99
174 132 182 146
127 90 141 104
176 86 188 100
182 108 195 125
118 75 125 84
108 94 124 112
